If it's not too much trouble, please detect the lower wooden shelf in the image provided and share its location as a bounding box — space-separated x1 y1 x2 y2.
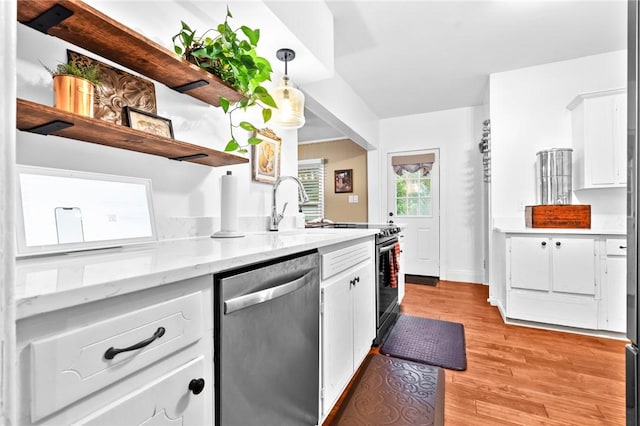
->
16 98 248 167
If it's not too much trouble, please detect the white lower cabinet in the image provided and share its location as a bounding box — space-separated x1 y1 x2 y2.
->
17 275 213 426
319 239 375 421
602 237 627 332
506 235 600 329
74 356 206 425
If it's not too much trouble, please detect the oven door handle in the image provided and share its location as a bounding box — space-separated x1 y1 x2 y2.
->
379 243 396 254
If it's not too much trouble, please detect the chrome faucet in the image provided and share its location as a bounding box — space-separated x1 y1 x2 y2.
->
270 176 309 231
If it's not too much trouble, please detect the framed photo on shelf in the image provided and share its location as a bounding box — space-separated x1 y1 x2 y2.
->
123 106 174 139
334 169 353 193
252 129 282 184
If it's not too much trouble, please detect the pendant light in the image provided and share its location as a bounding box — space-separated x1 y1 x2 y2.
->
273 48 305 129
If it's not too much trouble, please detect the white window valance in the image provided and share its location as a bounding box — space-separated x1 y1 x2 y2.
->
391 153 435 176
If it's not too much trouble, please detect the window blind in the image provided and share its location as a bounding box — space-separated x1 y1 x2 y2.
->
298 159 325 222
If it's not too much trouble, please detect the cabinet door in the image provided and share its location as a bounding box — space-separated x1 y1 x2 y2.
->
321 275 354 416
606 255 627 332
614 93 627 185
585 95 617 186
73 357 208 425
509 237 550 291
551 238 596 295
351 259 375 366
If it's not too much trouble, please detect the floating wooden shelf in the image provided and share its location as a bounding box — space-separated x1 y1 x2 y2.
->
17 99 249 167
17 0 244 107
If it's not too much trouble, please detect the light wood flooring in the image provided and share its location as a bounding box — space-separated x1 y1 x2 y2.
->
325 280 627 425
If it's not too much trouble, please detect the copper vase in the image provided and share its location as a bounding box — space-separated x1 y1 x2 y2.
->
53 75 95 117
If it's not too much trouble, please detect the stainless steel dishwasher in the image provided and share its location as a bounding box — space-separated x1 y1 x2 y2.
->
214 251 319 426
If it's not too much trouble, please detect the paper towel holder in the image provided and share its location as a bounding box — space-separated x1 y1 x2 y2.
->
212 171 245 238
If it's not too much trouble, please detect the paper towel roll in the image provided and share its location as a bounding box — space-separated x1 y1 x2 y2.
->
212 171 244 238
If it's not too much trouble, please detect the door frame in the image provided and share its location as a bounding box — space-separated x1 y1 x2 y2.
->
385 147 444 280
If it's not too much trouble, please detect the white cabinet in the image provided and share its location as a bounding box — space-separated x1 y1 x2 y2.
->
602 237 627 332
17 275 213 426
506 235 600 329
568 88 627 189
319 239 375 421
73 356 207 425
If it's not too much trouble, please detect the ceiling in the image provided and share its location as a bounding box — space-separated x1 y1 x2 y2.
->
298 0 627 143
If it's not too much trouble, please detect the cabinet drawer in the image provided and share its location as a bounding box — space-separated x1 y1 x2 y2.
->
321 241 372 281
30 291 204 421
606 238 627 256
72 356 207 426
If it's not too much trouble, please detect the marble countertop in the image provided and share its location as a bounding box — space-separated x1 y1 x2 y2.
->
16 228 378 320
494 226 626 236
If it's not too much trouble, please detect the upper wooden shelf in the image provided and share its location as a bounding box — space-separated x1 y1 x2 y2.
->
17 0 244 107
17 99 249 167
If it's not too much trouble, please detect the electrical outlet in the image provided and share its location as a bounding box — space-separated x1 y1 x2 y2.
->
518 200 526 211
353 195 359 203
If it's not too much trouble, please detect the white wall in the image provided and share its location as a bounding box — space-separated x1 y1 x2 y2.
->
379 106 486 283
15 15 303 236
490 50 626 228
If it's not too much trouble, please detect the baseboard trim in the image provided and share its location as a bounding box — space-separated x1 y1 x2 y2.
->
503 317 628 341
442 269 484 284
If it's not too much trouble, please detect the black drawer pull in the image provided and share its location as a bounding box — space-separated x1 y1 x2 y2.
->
189 378 206 395
556 241 561 247
541 241 547 247
104 327 165 360
620 245 627 249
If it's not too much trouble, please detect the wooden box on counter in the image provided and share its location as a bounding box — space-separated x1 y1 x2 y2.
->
525 205 591 228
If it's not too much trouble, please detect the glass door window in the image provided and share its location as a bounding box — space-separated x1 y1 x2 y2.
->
395 170 432 217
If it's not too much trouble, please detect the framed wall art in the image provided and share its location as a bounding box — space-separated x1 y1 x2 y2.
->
123 106 174 138
67 50 157 125
252 129 282 184
335 169 353 193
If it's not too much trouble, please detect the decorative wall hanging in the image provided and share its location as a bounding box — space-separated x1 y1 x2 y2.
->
123 106 174 139
252 129 281 184
334 169 353 193
67 50 157 125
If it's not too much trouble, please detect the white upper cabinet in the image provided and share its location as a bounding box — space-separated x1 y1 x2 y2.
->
568 88 627 189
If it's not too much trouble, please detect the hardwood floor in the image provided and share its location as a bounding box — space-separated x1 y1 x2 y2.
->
325 281 627 425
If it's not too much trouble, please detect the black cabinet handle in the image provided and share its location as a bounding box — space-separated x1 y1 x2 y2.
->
189 378 205 395
350 276 360 286
556 241 561 247
104 327 165 360
541 241 547 247
620 245 627 249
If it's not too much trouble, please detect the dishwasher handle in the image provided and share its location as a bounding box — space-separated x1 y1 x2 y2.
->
224 271 311 315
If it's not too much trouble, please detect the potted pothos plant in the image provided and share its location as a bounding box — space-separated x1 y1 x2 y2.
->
44 61 101 118
172 7 277 154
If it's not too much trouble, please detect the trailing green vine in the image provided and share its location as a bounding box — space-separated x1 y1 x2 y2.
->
172 7 277 154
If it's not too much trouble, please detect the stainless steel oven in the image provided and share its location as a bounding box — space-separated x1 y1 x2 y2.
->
373 228 401 345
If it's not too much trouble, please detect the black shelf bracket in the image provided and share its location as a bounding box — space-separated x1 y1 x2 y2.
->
172 80 209 93
22 120 74 135
24 4 74 34
169 153 208 162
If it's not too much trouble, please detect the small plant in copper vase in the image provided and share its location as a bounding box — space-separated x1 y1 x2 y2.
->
43 61 102 117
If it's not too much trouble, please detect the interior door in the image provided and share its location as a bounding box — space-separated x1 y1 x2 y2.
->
387 149 440 277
